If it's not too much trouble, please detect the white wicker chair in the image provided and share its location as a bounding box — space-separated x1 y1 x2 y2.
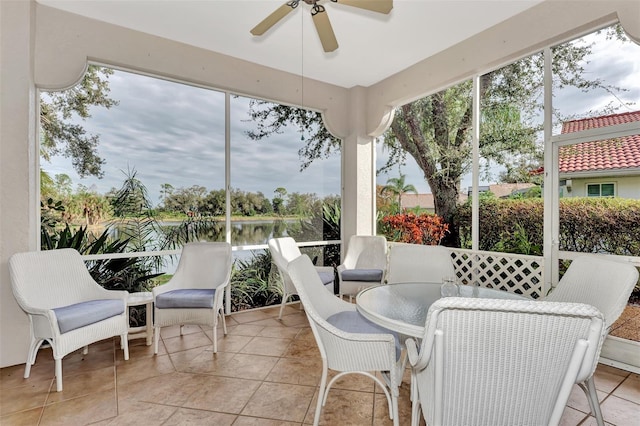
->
386 243 455 284
544 255 639 426
268 237 335 319
287 255 403 426
406 297 606 426
337 235 388 300
153 242 231 354
8 248 130 392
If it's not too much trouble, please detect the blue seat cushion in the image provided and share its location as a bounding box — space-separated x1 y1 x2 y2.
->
155 289 215 309
53 299 124 334
341 268 383 282
317 270 335 286
326 311 401 360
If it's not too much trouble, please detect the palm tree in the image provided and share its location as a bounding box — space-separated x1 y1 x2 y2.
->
381 174 418 213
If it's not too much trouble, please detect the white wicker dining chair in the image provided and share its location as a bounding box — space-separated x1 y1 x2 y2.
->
386 243 455 284
153 242 231 354
543 255 639 426
288 254 403 426
337 235 388 300
406 297 606 426
9 248 130 392
268 237 335 319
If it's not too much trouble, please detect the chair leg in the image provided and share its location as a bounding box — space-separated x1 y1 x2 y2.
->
411 398 422 426
392 392 399 426
278 293 289 320
581 377 604 426
212 323 218 353
145 301 153 346
121 333 129 360
82 345 89 355
220 310 227 335
55 358 63 392
410 370 421 426
154 326 160 354
313 365 329 426
180 325 185 335
24 338 43 379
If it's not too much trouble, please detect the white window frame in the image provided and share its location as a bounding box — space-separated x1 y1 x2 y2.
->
586 182 616 197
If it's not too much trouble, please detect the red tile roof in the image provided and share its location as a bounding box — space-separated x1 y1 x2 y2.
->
559 111 640 174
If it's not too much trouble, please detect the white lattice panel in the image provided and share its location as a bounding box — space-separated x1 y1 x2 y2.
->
448 248 544 299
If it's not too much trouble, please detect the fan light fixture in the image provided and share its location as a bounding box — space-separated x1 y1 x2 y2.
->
250 0 393 52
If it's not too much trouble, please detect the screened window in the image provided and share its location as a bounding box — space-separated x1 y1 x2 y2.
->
586 183 615 197
39 66 342 312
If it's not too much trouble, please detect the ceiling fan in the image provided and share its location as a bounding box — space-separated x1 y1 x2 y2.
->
250 0 393 53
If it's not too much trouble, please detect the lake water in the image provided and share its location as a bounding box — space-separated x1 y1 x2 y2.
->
112 218 326 274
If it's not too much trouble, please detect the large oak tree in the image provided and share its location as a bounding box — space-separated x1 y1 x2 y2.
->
40 65 118 178
245 27 631 245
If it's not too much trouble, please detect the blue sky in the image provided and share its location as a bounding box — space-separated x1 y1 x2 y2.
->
43 29 639 203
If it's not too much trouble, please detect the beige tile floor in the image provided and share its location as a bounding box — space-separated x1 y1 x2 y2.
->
1 303 638 425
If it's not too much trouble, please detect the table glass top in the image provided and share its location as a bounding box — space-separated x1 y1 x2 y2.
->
356 282 527 337
356 283 440 328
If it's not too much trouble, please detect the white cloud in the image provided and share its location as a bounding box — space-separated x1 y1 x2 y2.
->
43 70 340 204
42 30 639 201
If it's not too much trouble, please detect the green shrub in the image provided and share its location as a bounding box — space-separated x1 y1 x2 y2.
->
230 250 281 312
455 198 543 254
455 197 640 257
559 197 640 256
288 200 341 267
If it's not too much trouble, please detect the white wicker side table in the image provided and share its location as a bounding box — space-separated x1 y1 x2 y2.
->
126 292 153 346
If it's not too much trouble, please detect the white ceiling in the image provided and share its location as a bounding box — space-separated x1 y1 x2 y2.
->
37 0 544 88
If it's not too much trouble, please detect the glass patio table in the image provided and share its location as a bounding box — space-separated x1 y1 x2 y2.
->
355 282 528 338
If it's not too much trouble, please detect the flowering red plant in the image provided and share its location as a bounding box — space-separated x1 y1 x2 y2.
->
381 212 449 245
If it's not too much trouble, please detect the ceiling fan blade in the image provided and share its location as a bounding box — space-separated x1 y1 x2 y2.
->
312 7 338 52
336 0 393 14
250 2 297 36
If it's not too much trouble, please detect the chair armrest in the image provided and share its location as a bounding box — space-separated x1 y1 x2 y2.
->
406 337 420 365
22 305 57 321
214 279 230 293
314 266 335 274
406 336 432 371
22 307 62 336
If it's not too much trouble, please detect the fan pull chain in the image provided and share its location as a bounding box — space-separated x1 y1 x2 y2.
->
301 2 305 142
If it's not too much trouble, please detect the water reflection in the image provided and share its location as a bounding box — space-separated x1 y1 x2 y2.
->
128 218 332 268
111 218 308 248
230 220 275 245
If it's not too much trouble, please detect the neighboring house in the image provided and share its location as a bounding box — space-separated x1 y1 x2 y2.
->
401 193 467 213
468 183 536 199
401 193 439 213
404 111 640 207
558 111 640 199
401 183 535 212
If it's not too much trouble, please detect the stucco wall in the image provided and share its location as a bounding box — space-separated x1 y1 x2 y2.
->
564 175 640 199
1 0 39 369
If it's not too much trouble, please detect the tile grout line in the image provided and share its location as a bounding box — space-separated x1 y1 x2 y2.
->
239 313 315 424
